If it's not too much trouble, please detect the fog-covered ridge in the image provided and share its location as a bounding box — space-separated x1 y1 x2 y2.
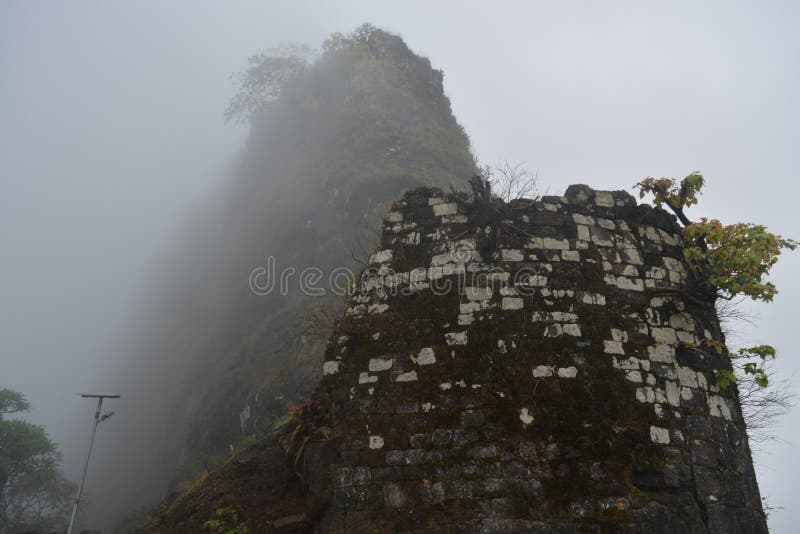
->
86 26 475 527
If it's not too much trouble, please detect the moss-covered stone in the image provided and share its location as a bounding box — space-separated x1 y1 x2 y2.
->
317 184 767 533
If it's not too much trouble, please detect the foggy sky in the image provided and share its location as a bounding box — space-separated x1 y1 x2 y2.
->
2 1 798 531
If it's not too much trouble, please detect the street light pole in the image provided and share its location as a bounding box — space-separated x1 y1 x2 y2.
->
67 394 120 534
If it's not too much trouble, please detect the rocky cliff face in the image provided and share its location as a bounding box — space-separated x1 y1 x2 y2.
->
187 28 475 458
92 29 475 527
316 185 767 532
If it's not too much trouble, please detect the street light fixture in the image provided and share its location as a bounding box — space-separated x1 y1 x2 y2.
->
66 394 120 534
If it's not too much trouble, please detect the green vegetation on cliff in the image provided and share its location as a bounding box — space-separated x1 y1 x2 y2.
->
0 389 76 533
636 174 796 390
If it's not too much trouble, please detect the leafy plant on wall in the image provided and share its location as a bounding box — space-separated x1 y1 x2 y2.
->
635 173 796 390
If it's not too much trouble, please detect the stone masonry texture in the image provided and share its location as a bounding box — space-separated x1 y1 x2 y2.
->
317 184 767 533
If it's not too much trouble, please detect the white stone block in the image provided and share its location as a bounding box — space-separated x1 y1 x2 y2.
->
370 249 393 264
677 331 697 344
625 371 643 383
551 311 579 322
597 217 616 230
677 366 699 388
409 268 427 284
428 266 443 280
395 371 418 382
369 357 393 372
610 329 629 343
650 425 670 444
323 361 341 375
501 249 525 261
669 313 695 331
465 287 493 301
458 314 474 326
527 275 548 287
526 237 544 249
368 303 389 314
595 191 615 207
651 327 678 345
708 395 733 420
663 257 685 273
558 367 578 378
612 356 640 370
562 324 582 337
414 347 436 366
647 344 675 363
665 381 680 407
460 302 480 314
433 202 458 216
615 277 645 292
573 213 595 226
519 408 534 425
637 387 656 403
543 237 570 250
385 211 403 223
620 248 643 265
359 372 378 384
445 331 468 346
431 253 453 266
502 297 524 310
582 292 606 305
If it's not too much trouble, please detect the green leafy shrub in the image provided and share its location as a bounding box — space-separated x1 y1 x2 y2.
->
684 220 796 302
203 506 249 534
635 174 796 389
0 389 76 533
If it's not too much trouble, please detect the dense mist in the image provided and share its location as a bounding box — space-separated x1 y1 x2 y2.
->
3 2 800 533
80 26 476 529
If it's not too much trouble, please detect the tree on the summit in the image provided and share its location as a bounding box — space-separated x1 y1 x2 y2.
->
224 45 314 124
225 23 380 124
0 388 76 533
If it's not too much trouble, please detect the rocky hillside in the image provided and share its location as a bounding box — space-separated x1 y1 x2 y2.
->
96 26 476 528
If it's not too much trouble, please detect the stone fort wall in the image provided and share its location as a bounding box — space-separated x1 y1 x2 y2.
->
317 184 767 533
